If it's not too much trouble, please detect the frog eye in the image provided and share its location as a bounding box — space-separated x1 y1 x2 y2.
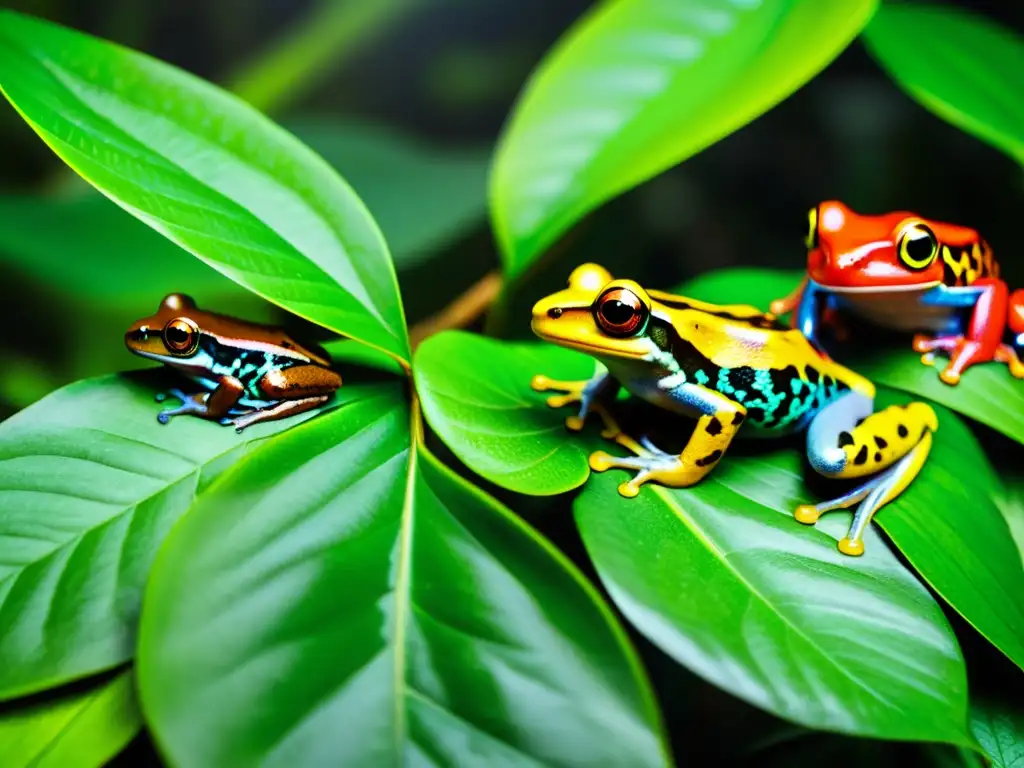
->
163 318 199 354
897 222 939 270
804 207 819 250
595 288 648 337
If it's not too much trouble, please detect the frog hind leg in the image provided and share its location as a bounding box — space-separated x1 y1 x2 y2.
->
800 390 937 556
590 384 745 498
531 370 620 435
228 395 328 433
912 278 1009 385
222 365 341 433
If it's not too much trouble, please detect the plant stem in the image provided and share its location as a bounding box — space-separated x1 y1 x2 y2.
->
409 271 502 350
227 0 415 116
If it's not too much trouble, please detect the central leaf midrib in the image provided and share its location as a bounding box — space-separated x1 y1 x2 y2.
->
653 485 909 714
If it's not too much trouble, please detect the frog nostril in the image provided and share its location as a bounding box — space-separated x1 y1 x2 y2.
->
548 308 563 319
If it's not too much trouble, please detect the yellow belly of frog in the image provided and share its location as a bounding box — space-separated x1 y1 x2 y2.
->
530 264 939 557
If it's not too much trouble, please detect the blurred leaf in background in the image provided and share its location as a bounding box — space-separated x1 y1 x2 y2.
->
865 2 1024 167
286 117 490 269
491 0 879 278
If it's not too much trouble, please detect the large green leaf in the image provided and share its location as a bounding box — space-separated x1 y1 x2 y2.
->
415 331 602 494
575 445 969 742
0 11 410 363
972 694 1024 768
679 268 1024 445
0 371 347 700
138 386 669 767
288 118 489 269
490 0 878 277
0 670 140 768
864 3 1024 165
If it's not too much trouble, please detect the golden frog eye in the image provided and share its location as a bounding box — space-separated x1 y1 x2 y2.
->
595 288 648 337
163 318 199 354
804 207 819 250
898 222 939 270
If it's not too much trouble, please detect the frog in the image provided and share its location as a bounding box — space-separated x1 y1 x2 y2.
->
531 264 938 557
125 293 341 432
771 200 1024 385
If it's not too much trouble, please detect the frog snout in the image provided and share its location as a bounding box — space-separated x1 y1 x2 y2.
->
124 325 151 348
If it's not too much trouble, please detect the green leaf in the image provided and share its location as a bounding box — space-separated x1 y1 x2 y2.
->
575 443 969 742
972 694 1024 768
415 331 603 494
138 387 669 767
678 268 1024 445
287 118 490 269
490 0 878 277
0 669 140 768
0 371 345 700
864 3 1024 165
0 11 410 363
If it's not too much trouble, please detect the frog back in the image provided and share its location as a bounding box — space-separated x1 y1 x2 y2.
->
649 293 873 433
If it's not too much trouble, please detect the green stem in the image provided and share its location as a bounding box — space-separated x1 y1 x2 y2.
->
227 0 414 116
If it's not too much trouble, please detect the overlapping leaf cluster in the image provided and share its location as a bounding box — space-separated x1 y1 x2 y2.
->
1 2 1022 767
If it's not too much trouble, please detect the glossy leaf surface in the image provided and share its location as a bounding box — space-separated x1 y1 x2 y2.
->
0 11 410 362
679 268 1024 445
288 118 489 268
864 3 1024 165
415 331 601 494
491 0 878 277
0 670 140 768
139 387 668 767
0 371 340 700
576 446 968 742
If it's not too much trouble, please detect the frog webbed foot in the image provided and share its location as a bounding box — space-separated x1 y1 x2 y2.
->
590 450 685 499
155 389 210 424
590 434 693 498
531 372 619 437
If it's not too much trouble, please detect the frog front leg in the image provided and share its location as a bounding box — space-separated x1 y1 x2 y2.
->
228 365 341 433
912 280 1024 384
532 368 621 434
589 384 746 498
156 375 246 425
799 390 937 556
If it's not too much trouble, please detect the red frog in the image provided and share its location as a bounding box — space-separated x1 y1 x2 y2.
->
772 201 1024 385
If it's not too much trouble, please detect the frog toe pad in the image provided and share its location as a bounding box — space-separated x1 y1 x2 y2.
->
794 505 821 524
838 537 865 557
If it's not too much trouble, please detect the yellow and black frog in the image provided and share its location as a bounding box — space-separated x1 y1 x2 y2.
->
531 264 938 557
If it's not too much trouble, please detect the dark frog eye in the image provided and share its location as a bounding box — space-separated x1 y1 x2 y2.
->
897 221 939 270
163 317 199 354
595 288 648 337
